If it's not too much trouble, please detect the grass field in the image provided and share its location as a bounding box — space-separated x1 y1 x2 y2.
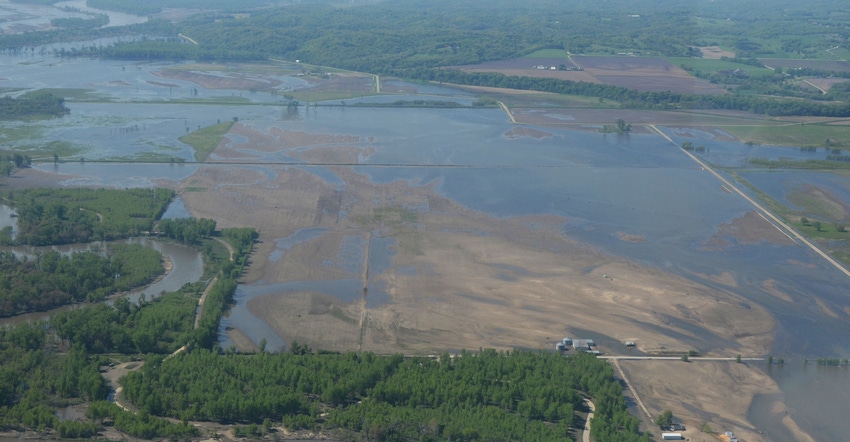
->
288 90 378 102
19 88 110 102
828 47 850 61
667 57 775 77
722 123 850 148
179 121 235 161
524 49 570 58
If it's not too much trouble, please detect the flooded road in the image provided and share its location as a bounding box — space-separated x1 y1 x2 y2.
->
2 51 850 440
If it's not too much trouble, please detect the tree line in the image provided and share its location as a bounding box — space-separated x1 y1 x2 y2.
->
407 68 850 117
0 243 162 316
7 187 174 245
0 95 68 120
119 349 648 441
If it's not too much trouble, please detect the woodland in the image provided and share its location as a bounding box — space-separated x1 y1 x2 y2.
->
0 188 644 440
3 0 849 117
2 0 849 439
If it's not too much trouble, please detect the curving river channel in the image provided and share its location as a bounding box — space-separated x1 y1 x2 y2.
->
0 237 204 327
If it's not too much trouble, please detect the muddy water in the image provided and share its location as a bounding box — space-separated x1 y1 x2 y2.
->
2 51 850 439
212 108 850 440
0 205 17 240
749 364 850 442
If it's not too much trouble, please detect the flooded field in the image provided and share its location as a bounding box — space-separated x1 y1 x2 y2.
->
3 51 850 441
0 0 146 34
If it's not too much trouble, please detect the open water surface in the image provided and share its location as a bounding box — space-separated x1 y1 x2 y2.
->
3 52 850 440
0 237 203 326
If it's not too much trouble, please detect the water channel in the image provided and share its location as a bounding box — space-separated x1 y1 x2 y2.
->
1 49 849 440
0 236 204 327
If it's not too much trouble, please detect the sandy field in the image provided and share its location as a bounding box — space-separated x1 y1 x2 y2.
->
163 110 828 440
3 56 827 437
618 360 816 442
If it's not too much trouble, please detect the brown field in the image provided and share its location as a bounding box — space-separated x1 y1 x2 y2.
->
458 55 727 94
760 58 850 73
153 68 282 91
572 56 729 94
619 360 812 442
165 111 820 440
6 57 828 440
457 57 599 83
180 121 779 357
699 46 736 59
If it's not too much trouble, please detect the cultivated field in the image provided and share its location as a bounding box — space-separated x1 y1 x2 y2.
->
456 57 598 83
458 55 728 94
571 56 728 94
760 59 850 73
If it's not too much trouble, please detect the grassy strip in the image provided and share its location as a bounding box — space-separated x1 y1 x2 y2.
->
178 121 235 162
19 88 110 102
728 171 850 264
726 171 790 220
288 90 378 102
747 158 850 170
667 57 775 77
723 123 850 148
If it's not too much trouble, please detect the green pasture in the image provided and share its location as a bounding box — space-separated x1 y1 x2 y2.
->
667 57 774 77
178 121 235 162
106 152 186 163
497 92 620 109
289 90 377 103
19 88 110 102
827 47 850 61
722 123 850 148
524 49 570 58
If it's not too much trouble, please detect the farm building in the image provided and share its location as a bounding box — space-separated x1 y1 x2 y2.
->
573 339 596 350
719 431 739 442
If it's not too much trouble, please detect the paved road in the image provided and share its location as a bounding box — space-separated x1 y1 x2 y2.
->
650 124 850 281
599 356 764 361
497 101 516 123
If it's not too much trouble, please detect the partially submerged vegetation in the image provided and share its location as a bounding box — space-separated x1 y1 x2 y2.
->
0 184 648 440
178 121 235 162
0 243 162 316
3 187 174 245
0 94 68 120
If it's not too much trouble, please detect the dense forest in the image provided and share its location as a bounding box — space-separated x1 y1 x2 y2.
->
2 0 848 116
408 68 850 117
120 349 649 442
0 243 162 316
6 187 174 245
0 198 259 438
0 186 646 440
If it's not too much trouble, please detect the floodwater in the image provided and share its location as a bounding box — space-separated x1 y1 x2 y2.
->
3 51 850 440
0 0 146 33
0 237 203 327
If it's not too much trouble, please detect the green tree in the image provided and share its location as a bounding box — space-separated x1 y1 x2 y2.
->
656 409 674 428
